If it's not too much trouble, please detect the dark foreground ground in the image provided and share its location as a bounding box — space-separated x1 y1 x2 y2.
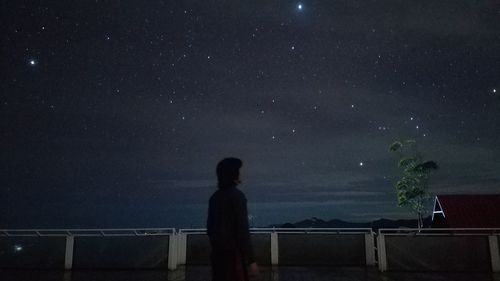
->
1 266 499 281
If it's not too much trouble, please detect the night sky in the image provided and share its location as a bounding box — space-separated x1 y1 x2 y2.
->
1 1 500 228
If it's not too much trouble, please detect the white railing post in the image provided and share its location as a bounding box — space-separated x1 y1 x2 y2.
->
64 235 74 270
270 232 279 265
365 232 376 266
489 235 500 272
177 232 187 265
377 232 387 272
168 233 178 270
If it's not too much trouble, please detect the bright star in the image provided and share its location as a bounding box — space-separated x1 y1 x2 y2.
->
493 89 497 93
359 162 364 167
297 3 303 10
29 60 36 65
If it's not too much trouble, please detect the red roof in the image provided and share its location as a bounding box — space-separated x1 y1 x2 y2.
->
433 194 500 228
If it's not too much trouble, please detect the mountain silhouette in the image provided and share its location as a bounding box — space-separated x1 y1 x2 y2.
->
269 216 432 230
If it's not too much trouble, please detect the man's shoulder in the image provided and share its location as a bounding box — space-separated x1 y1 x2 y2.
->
232 188 247 200
209 189 220 201
211 188 246 200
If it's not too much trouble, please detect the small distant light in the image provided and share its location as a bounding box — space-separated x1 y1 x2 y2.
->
359 162 364 167
297 3 303 10
493 89 497 93
29 60 36 65
14 245 23 252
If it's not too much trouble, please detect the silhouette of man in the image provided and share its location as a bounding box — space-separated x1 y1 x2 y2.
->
207 157 259 281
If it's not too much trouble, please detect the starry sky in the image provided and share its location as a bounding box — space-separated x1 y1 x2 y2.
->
1 1 500 228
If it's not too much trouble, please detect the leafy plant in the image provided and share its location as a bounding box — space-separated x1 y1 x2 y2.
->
389 140 438 229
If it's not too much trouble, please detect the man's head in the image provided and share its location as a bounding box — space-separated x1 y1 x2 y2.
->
216 157 243 189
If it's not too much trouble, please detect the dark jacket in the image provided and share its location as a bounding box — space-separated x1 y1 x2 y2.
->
207 187 254 281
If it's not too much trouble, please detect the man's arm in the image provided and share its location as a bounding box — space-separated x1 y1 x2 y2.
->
234 193 255 264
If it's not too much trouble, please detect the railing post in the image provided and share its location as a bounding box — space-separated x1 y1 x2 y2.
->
168 233 178 270
365 232 376 266
377 232 387 272
270 232 279 265
177 232 187 265
489 235 500 272
64 235 74 270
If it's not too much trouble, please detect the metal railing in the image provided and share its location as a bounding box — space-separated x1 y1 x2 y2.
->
0 228 177 270
177 228 375 267
1 227 498 272
377 228 500 272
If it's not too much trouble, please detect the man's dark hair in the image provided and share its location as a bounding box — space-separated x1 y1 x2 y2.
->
216 157 242 189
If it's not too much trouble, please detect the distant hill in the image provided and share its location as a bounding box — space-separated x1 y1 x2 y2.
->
268 216 432 230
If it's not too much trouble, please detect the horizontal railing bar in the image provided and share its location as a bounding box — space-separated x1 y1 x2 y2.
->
379 228 500 232
383 233 498 237
178 231 372 235
0 228 176 237
179 228 374 234
379 228 500 236
2 228 498 237
0 228 175 232
0 233 174 237
0 228 175 231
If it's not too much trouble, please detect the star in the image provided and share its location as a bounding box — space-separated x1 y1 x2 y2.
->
29 59 36 65
493 89 497 94
297 3 303 10
359 162 364 167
